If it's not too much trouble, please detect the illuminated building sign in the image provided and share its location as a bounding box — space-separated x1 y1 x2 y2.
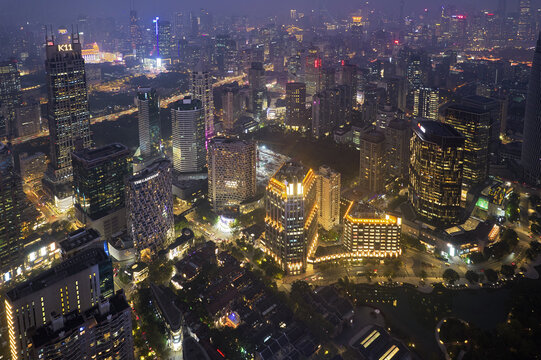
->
476 197 489 211
352 16 362 23
57 44 73 52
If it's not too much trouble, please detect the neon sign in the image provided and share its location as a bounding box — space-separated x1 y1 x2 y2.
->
57 44 73 52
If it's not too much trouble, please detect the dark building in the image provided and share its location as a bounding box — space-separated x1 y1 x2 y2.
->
285 82 306 129
410 120 464 226
135 88 161 167
360 129 386 193
385 118 411 178
72 143 132 239
248 62 266 120
312 87 345 138
521 32 541 185
0 60 21 139
42 33 91 212
30 291 133 360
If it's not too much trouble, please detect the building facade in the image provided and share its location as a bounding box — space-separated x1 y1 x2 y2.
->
171 97 206 173
208 137 257 214
410 120 465 226
191 64 214 140
0 59 21 139
263 161 318 274
136 88 161 167
72 143 132 239
385 118 411 179
343 202 401 258
316 165 341 231
359 129 386 193
285 82 306 129
42 33 91 212
5 248 113 360
413 87 439 120
126 159 174 258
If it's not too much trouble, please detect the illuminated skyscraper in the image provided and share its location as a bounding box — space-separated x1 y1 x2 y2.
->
285 82 306 129
263 161 318 275
305 48 322 96
0 60 21 139
208 137 256 214
413 87 439 120
156 19 172 60
359 129 386 193
42 33 91 213
522 32 541 186
410 120 464 225
5 248 113 360
248 62 266 120
129 10 143 59
445 104 490 194
343 202 401 258
126 159 174 258
0 143 24 281
518 0 532 41
72 144 132 239
135 88 161 168
316 165 341 231
221 84 240 131
171 97 206 173
191 63 214 139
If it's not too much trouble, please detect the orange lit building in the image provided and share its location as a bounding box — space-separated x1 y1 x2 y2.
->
343 202 402 258
262 161 318 274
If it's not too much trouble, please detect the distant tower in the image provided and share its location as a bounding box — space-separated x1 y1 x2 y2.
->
248 62 266 120
190 63 214 140
135 87 161 171
521 32 541 185
42 32 91 212
399 0 405 22
0 60 21 139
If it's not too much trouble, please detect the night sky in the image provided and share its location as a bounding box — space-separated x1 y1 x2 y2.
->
0 0 529 25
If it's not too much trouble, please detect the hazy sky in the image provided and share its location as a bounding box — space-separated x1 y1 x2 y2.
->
0 0 527 25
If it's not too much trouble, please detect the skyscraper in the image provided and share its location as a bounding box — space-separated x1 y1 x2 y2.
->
385 118 411 179
285 82 306 129
135 87 161 167
0 143 24 280
263 161 318 275
248 62 266 120
305 48 322 96
338 62 358 117
410 120 464 225
384 76 407 112
156 19 172 61
221 84 240 131
126 159 174 258
343 202 401 258
316 165 341 231
5 248 114 360
42 33 91 212
521 32 541 186
312 87 344 138
191 63 214 140
0 60 21 139
518 0 532 41
445 104 490 194
413 87 439 120
359 129 386 193
30 291 133 360
129 10 143 59
208 137 257 214
72 144 132 239
171 97 206 173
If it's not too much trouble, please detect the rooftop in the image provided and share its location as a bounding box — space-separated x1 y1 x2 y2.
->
172 97 202 111
72 143 129 167
60 228 101 253
273 161 310 185
6 248 110 302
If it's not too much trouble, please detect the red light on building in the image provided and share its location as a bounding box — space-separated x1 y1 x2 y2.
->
217 349 226 358
394 40 399 45
314 58 322 68
341 60 345 66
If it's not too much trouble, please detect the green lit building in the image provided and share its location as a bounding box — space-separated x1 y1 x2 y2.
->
72 143 132 239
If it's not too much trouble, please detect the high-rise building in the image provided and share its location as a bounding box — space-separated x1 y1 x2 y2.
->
522 32 541 186
385 118 411 179
156 19 172 61
0 60 21 139
72 144 132 239
221 84 240 131
285 82 306 129
410 120 464 225
321 66 336 90
248 62 266 120
305 48 322 96
359 129 386 193
445 104 490 194
208 137 257 214
384 76 407 112
0 143 24 280
263 161 318 275
5 248 113 360
518 0 532 41
413 87 439 120
171 97 206 173
343 202 401 258
191 63 214 139
316 165 341 231
129 10 144 59
19 152 47 189
338 62 358 116
30 291 133 360
312 87 344 138
14 100 41 138
135 88 161 166
42 33 91 213
126 159 174 258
